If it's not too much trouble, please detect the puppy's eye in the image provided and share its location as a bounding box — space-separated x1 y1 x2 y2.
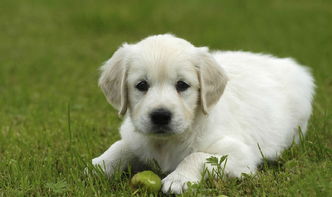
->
176 81 190 92
136 80 149 92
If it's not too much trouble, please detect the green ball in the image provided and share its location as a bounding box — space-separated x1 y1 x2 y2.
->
131 171 161 192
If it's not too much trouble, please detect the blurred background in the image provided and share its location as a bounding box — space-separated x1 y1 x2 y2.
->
0 0 331 196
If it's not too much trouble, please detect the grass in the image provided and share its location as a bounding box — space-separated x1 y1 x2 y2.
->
0 0 331 196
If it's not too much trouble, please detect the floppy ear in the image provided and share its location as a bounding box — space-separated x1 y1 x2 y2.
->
197 48 228 114
98 44 130 116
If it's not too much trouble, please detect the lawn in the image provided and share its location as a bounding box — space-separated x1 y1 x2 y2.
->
0 0 331 196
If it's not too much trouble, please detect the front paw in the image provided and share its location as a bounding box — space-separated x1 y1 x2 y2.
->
91 157 113 176
161 171 199 194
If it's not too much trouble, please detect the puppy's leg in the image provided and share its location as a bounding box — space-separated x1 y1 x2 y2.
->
162 137 260 194
92 140 134 176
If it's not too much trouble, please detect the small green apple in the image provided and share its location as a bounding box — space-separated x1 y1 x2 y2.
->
131 170 161 192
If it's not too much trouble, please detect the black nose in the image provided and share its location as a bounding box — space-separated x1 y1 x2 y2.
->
150 108 172 126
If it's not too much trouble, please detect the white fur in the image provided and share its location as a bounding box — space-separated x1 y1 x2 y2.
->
92 34 315 194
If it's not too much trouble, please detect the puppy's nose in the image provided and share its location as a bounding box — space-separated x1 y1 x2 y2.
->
150 108 172 125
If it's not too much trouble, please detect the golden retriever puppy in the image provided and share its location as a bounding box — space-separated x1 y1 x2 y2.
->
93 34 314 194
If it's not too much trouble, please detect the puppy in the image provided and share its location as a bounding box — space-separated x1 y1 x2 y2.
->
92 34 314 194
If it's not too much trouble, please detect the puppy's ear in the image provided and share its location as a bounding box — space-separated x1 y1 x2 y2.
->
197 48 228 114
98 44 131 116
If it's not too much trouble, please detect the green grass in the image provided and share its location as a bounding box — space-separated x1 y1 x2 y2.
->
0 0 331 196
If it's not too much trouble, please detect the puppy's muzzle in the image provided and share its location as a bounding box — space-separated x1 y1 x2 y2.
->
150 108 172 126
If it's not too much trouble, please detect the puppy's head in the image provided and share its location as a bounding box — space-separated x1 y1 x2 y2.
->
99 34 227 137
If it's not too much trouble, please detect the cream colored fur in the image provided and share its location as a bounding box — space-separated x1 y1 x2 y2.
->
93 34 315 194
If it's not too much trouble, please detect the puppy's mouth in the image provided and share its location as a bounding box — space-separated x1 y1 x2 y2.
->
149 126 175 136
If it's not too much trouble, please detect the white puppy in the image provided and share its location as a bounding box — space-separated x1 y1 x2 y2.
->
93 34 314 194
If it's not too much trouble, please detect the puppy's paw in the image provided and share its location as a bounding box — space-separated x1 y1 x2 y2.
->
90 157 113 176
161 171 199 194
